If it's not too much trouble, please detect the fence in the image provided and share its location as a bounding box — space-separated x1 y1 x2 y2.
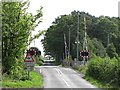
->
62 60 85 68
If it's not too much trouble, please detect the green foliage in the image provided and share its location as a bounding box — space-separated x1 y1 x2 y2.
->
33 54 44 66
37 56 44 66
87 56 103 79
78 65 88 75
38 60 43 66
2 1 43 78
88 38 106 57
42 11 119 62
106 43 118 58
84 75 112 88
10 57 24 80
87 56 120 87
2 71 43 88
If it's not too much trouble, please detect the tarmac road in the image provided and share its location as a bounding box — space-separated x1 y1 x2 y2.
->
34 61 97 89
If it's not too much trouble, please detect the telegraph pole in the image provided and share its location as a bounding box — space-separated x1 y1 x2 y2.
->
83 16 88 64
77 12 80 61
64 33 68 59
68 26 70 60
68 25 73 60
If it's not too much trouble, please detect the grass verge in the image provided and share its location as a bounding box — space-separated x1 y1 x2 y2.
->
2 71 43 88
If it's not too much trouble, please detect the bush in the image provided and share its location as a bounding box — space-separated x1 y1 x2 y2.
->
33 55 44 66
86 56 103 79
38 60 43 66
86 56 120 87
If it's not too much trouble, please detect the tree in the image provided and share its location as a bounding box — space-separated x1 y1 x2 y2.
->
42 11 97 61
42 11 120 63
2 1 43 76
95 16 118 48
106 43 118 58
88 38 106 57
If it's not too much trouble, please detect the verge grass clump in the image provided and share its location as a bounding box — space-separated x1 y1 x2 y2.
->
2 71 43 88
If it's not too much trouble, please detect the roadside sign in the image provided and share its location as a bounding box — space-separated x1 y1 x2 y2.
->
24 53 34 67
24 51 35 80
24 53 34 62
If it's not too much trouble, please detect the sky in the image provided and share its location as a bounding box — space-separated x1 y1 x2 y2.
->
27 0 120 56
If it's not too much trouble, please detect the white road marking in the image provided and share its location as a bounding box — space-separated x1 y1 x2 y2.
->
55 68 71 88
35 66 59 68
39 69 41 73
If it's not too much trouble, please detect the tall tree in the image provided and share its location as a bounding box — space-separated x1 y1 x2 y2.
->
2 1 43 75
95 16 118 47
42 11 98 61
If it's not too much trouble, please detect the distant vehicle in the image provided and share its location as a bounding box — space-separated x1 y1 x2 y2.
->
44 55 55 62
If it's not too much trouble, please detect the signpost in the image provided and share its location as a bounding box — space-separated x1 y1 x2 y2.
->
24 51 34 79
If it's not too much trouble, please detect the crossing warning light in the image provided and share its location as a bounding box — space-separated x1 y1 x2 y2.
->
80 50 89 58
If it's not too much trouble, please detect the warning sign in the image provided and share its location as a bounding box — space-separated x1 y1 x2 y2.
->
24 53 34 62
24 53 34 67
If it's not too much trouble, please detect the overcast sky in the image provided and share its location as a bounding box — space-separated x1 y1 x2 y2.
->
27 0 120 55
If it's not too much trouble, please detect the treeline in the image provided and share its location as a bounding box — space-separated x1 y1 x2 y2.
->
42 11 120 61
42 10 120 87
2 1 43 78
